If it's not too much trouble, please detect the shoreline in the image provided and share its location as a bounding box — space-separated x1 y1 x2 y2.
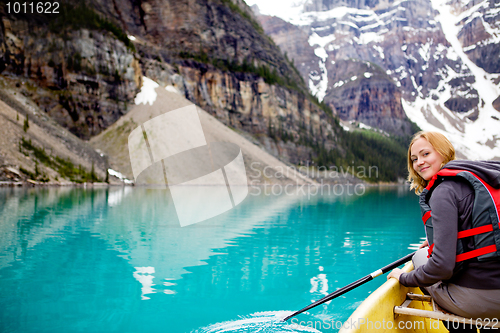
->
0 180 409 188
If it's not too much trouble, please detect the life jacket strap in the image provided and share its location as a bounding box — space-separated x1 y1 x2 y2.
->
427 243 434 258
457 224 494 239
456 245 497 262
422 211 431 225
425 174 439 190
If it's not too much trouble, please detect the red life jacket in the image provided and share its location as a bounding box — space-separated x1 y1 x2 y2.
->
420 168 500 263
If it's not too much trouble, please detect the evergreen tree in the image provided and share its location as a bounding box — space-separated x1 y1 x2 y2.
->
23 114 29 132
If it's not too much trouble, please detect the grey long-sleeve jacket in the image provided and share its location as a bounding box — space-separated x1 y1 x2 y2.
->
400 161 500 289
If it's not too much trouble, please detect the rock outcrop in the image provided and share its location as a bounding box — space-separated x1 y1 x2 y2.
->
325 59 411 135
256 15 322 97
254 0 495 136
453 0 500 74
0 0 341 165
0 80 109 184
0 10 141 140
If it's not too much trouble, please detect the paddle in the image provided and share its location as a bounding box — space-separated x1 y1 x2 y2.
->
282 251 416 322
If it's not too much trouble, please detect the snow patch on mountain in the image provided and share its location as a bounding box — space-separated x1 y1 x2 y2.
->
248 0 500 159
308 33 330 101
403 0 500 159
135 77 159 106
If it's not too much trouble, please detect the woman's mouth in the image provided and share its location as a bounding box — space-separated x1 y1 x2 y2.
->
420 166 429 173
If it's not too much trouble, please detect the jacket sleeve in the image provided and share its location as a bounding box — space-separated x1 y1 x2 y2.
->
399 182 460 287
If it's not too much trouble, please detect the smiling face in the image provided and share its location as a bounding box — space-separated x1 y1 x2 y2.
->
410 137 445 180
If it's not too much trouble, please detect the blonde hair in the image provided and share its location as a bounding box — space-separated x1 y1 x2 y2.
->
407 131 456 194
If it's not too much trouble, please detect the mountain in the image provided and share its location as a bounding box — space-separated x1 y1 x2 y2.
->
0 0 413 184
89 78 318 186
0 0 340 162
252 0 500 160
0 80 109 184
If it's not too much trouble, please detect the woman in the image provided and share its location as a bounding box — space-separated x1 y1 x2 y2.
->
387 131 500 332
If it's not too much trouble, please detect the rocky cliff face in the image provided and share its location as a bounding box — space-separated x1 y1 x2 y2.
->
325 59 411 135
253 0 500 159
169 60 338 164
256 15 322 97
452 0 500 74
256 1 424 136
0 8 141 140
0 0 340 165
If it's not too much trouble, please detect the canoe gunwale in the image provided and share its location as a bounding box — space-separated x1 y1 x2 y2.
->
338 262 447 333
395 294 499 329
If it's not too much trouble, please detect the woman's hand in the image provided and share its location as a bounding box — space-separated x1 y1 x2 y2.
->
387 268 403 281
419 240 429 249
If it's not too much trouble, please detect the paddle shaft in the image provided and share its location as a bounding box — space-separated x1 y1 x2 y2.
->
282 251 416 322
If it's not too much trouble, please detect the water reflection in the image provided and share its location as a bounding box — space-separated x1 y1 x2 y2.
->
133 266 156 300
0 187 105 270
0 185 424 332
98 187 308 295
108 186 132 207
310 266 329 301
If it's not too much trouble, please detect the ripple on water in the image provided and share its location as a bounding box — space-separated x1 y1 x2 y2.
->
192 311 322 333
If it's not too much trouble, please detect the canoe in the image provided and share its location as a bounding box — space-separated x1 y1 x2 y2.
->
339 262 448 333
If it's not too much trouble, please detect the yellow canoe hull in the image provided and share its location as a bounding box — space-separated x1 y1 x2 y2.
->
339 263 448 333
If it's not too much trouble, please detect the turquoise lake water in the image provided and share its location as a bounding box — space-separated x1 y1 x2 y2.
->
0 186 425 333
